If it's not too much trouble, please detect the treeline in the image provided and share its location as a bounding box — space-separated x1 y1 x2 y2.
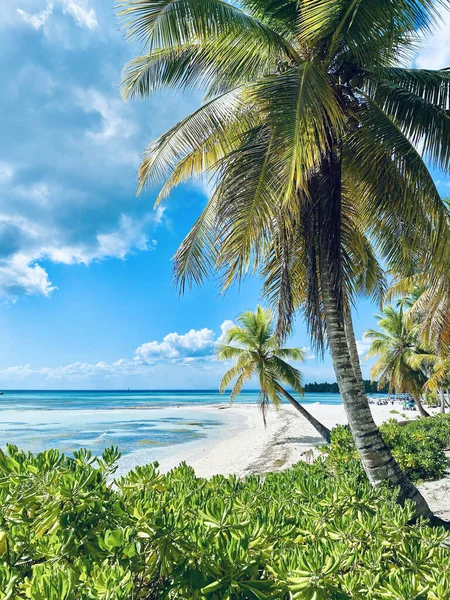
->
304 380 389 393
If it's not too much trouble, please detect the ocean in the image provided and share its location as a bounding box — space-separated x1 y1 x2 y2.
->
0 390 344 463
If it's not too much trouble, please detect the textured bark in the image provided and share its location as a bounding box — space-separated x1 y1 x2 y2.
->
414 395 431 418
439 389 446 414
276 384 331 443
319 252 432 518
344 307 366 397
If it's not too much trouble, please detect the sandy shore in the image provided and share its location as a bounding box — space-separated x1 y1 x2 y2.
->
155 402 449 521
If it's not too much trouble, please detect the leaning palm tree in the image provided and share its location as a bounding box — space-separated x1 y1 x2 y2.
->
117 0 450 516
365 306 430 417
217 306 331 442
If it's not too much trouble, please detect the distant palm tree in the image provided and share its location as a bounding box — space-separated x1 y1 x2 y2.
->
217 307 331 442
365 306 430 417
409 352 450 414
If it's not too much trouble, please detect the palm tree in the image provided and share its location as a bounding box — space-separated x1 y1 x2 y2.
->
217 306 332 442
117 0 450 516
409 352 450 413
365 306 430 417
388 200 450 355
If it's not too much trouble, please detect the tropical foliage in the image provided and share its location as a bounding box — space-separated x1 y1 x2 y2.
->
1 443 450 599
304 380 389 393
217 307 331 441
325 415 450 483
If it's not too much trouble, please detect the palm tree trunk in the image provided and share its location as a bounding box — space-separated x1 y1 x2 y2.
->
446 390 450 408
319 254 432 518
276 384 331 443
414 395 430 418
343 307 366 397
439 389 446 414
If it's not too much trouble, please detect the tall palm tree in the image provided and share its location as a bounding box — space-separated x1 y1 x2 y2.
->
217 306 331 442
117 0 450 516
365 306 430 417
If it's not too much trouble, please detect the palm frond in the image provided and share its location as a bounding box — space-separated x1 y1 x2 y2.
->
138 87 250 193
117 0 298 59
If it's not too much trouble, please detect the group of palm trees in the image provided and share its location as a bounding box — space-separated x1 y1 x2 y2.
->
367 292 450 416
117 0 450 519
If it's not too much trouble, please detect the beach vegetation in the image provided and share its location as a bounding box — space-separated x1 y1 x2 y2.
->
1 443 450 599
324 415 450 483
217 306 331 441
118 0 450 517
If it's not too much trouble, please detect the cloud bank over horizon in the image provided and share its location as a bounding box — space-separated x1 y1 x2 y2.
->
0 317 349 389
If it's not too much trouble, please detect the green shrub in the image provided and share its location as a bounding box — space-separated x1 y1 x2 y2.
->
0 444 449 598
325 415 450 483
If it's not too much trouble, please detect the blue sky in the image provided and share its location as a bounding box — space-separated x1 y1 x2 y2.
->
0 1 449 389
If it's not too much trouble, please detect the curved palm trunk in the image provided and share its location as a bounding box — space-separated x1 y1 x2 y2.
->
439 389 446 414
276 384 331 443
319 254 431 518
344 307 366 397
414 395 430 418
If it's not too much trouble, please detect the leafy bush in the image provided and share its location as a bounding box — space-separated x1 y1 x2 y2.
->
0 444 449 599
325 415 450 483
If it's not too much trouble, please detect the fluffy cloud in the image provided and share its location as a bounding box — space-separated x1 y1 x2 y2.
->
356 335 372 358
216 320 235 344
415 11 450 69
0 254 55 299
0 319 326 389
0 321 237 384
16 0 97 31
17 2 54 30
135 327 221 361
62 0 97 29
0 163 14 182
0 198 162 297
0 6 203 300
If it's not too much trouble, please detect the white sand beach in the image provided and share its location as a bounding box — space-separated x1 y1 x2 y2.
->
155 402 450 520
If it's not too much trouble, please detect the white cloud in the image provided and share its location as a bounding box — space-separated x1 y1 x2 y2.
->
0 205 164 300
74 88 140 165
216 319 235 344
0 254 55 299
17 2 54 30
16 0 97 32
0 317 343 388
136 327 217 361
415 11 450 69
356 335 372 358
0 163 14 182
0 320 237 383
96 214 158 260
61 0 97 29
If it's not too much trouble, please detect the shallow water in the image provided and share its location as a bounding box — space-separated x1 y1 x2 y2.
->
0 390 344 460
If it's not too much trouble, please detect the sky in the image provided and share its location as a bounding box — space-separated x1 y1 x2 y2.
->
0 1 449 390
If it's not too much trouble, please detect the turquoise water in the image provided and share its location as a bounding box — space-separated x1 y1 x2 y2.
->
0 390 343 459
0 390 343 411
